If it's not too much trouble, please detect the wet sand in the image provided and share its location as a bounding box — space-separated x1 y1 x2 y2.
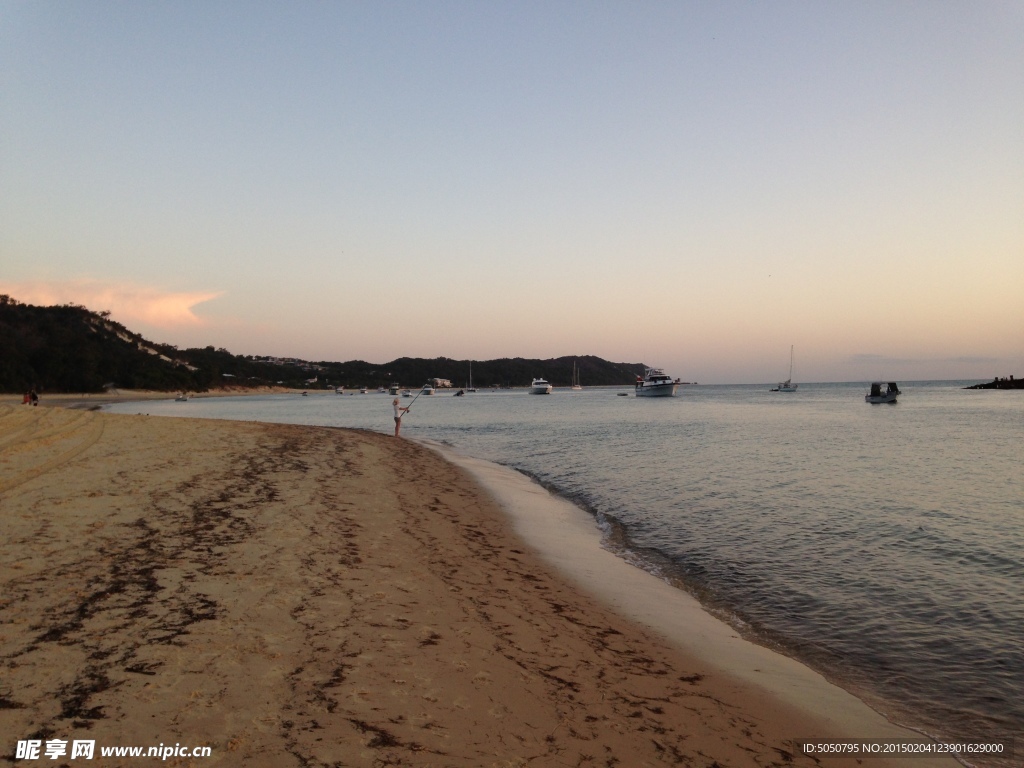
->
0 406 958 766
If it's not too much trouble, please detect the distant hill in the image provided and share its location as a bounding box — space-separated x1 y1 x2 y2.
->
0 296 646 393
341 355 645 390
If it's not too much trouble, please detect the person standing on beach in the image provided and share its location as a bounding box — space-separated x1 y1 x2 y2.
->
392 398 409 437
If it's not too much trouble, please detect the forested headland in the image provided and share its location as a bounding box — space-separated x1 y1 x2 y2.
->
0 296 645 393
964 376 1023 390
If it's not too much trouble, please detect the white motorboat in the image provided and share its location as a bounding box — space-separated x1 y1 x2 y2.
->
866 382 900 404
635 367 679 397
420 384 436 396
174 392 189 402
401 389 412 397
388 384 401 395
529 378 553 394
770 346 798 392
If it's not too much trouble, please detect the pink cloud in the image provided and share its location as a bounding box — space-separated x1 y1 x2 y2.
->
0 280 224 328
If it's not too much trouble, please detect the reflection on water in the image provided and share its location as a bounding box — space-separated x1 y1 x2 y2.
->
110 382 1024 752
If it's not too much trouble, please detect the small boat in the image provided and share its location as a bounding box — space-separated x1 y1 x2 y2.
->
571 360 582 391
635 367 679 397
388 384 401 395
770 346 798 392
420 384 435 396
359 387 368 394
529 378 553 394
401 389 412 397
866 382 900 404
335 387 345 395
301 391 308 397
174 392 189 402
377 387 386 394
617 392 629 397
453 389 465 397
466 361 477 393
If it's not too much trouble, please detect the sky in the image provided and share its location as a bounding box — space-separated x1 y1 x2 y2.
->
1 1 1022 384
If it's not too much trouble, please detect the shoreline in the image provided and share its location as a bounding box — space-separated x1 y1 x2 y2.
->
0 387 309 411
0 406 968 765
422 440 965 747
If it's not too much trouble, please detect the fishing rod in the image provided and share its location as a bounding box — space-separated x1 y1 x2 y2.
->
401 386 426 417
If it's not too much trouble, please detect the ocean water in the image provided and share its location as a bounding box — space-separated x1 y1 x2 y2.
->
108 382 1023 753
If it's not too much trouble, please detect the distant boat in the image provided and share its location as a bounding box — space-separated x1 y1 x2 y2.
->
335 387 344 395
571 360 582 391
401 389 412 397
174 392 189 402
466 361 477 393
388 384 401 395
529 378 553 394
635 367 678 397
770 346 798 392
359 387 368 394
420 383 436 396
866 382 900 404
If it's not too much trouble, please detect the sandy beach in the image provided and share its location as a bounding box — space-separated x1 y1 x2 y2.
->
1 405 960 767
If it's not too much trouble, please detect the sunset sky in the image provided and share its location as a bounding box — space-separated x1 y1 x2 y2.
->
2 2 1021 384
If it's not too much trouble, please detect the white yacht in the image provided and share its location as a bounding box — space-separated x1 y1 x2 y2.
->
388 384 401 395
529 378 553 394
420 383 436 396
770 346 798 392
634 367 679 397
571 360 582 391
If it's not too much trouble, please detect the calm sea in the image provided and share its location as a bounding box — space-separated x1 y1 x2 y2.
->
108 381 1023 753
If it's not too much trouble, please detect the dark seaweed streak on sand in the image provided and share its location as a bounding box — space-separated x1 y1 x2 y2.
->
0 431 304 735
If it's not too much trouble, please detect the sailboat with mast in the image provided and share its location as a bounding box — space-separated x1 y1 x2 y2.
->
466 361 476 393
770 346 798 392
571 359 582 391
